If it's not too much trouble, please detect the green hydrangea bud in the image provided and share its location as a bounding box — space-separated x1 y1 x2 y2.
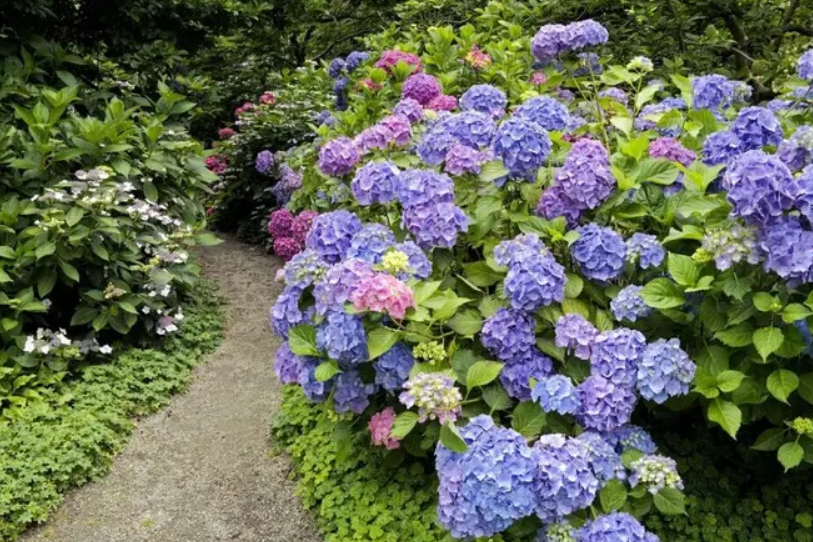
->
627 56 654 72
692 248 714 263
791 417 813 435
413 341 446 364
382 249 410 275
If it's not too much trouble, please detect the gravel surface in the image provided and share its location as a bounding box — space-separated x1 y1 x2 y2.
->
22 235 321 542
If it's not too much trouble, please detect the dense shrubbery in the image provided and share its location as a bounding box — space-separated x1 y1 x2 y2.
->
264 10 813 542
0 284 224 540
0 46 217 413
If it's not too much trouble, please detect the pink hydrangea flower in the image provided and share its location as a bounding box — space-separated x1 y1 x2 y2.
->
234 101 256 116
375 50 423 75
358 78 383 92
259 92 276 105
291 210 319 245
369 407 400 450
350 273 416 320
529 71 548 85
426 94 458 111
649 137 696 166
218 127 235 140
268 208 295 238
205 155 227 175
465 45 492 70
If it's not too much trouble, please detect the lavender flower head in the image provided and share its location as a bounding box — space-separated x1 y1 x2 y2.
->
283 248 329 289
603 425 658 454
393 98 425 123
692 74 734 110
400 372 462 424
318 136 360 176
649 137 696 166
576 431 626 483
722 150 796 225
577 375 637 432
798 49 813 81
626 233 665 269
493 116 552 179
533 434 600 522
637 338 695 403
298 358 333 402
447 111 497 148
459 84 507 117
702 131 743 166
536 185 583 226
611 285 653 323
531 24 570 61
504 250 567 311
758 215 813 283
552 139 614 209
255 150 274 174
598 87 629 105
270 286 312 338
396 169 455 209
379 114 412 146
777 126 813 172
532 375 579 414
355 123 393 154
401 202 469 249
351 160 400 206
346 223 396 264
316 310 368 365
590 328 647 387
445 144 490 175
312 258 375 316
493 233 548 266
402 73 442 105
333 370 376 414
731 106 783 151
500 351 553 400
417 119 463 165
481 308 538 363
515 96 570 131
274 343 306 384
579 512 656 542
572 224 627 282
305 210 362 263
554 313 598 360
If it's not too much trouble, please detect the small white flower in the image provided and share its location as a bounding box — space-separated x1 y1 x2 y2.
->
99 345 113 354
23 336 36 353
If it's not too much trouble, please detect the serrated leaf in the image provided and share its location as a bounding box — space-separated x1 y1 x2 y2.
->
766 369 798 404
413 281 442 305
463 261 503 287
600 479 628 512
714 323 754 348
753 327 784 360
798 373 813 405
654 488 686 515
439 423 468 453
466 361 503 388
479 160 509 183
751 428 788 451
288 325 319 356
716 370 746 393
753 292 781 312
314 361 340 382
707 398 741 438
621 448 645 469
511 402 546 438
482 385 513 411
447 309 483 336
668 253 699 287
778 441 804 471
564 274 584 298
782 304 812 323
390 411 419 439
367 327 399 360
640 278 684 309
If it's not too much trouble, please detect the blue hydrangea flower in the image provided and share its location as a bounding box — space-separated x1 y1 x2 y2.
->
270 286 312 339
574 52 603 76
603 425 658 454
777 126 813 172
316 310 368 365
572 224 627 282
532 375 579 414
702 131 743 166
531 24 570 61
393 98 424 123
723 150 797 225
515 96 570 131
767 99 794 113
274 343 308 385
554 314 598 360
345 51 370 72
298 358 333 402
284 249 329 289
401 202 469 249
445 144 490 176
611 286 653 323
798 49 813 81
590 328 647 387
626 233 665 269
396 169 455 209
504 252 567 311
306 210 363 263
731 106 783 151
701 223 760 271
355 124 393 155
312 259 374 316
351 161 400 206
577 375 637 432
536 185 583 226
797 165 813 224
389 241 431 280
533 434 599 522
635 99 686 133
500 351 553 400
345 224 396 264
435 415 539 539
630 455 683 494
459 84 507 117
493 117 552 179
598 87 629 105
758 215 813 283
579 512 656 542
417 120 461 165
333 370 376 414
571 19 609 48
318 136 359 176
552 141 614 210
692 74 734 110
374 342 415 392
637 338 695 403
328 58 346 78
493 233 548 267
447 111 497 148
314 110 337 126
481 308 537 363
576 431 626 482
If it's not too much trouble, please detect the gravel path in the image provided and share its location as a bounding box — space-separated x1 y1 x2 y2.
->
22 236 321 542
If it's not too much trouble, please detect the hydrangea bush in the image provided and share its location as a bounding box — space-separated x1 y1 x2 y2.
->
265 14 813 541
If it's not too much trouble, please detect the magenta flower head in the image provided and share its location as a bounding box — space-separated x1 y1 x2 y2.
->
649 137 696 167
291 210 319 245
268 208 294 238
379 114 412 146
402 73 442 105
318 136 360 177
273 237 301 261
426 94 458 112
369 407 400 450
375 50 422 74
350 272 416 320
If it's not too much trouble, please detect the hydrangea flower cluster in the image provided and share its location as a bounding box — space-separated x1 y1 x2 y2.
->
777 126 813 171
604 425 658 454
532 375 579 414
571 224 627 282
255 150 274 174
579 512 655 542
306 210 362 263
637 339 696 403
374 342 414 391
346 223 396 263
700 223 760 271
590 328 647 387
799 49 813 81
312 258 374 316
401 202 469 249
459 84 507 117
531 20 608 62
533 434 599 521
731 106 783 150
576 431 626 482
576 375 637 432
369 407 400 449
500 352 553 400
493 117 552 179
444 144 491 175
649 137 696 166
333 370 376 414
481 308 538 363
692 74 735 110
274 343 307 385
318 136 361 176
723 150 796 225
375 50 422 74
349 272 416 319
629 455 683 494
515 96 570 131
399 372 462 424
402 73 442 105
626 233 665 269
268 209 320 261
611 285 653 322
496 234 566 311
270 286 312 338
554 313 598 360
316 310 368 365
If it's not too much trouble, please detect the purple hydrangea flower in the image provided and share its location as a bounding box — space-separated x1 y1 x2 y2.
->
536 185 583 226
270 286 312 339
692 74 734 110
255 150 274 174
552 140 614 209
481 308 538 363
731 106 783 150
284 249 329 289
777 126 813 172
649 137 696 166
333 370 376 414
797 165 813 224
598 87 629 105
493 233 548 267
355 123 393 154
603 425 658 454
417 120 462 165
758 215 813 283
460 84 507 117
611 285 653 323
577 375 637 432
767 99 794 113
379 114 412 146
572 19 609 48
445 144 490 175
298 358 333 402
500 351 554 400
435 415 538 539
351 161 400 206
274 343 307 384
626 233 665 269
346 223 396 264
345 51 370 72
393 98 424 123
314 110 337 126
798 49 813 81
493 117 552 179
393 241 432 279
402 73 442 105
590 328 647 387
579 513 656 542
515 96 570 131
532 375 579 414
637 339 695 403
313 259 375 316
401 202 469 249
504 251 567 311
447 111 497 148
316 310 368 365
702 131 743 166
533 434 600 522
723 150 796 225
572 224 627 282
328 58 346 78
531 24 570 61
554 314 598 360
396 169 455 209
576 431 626 483
318 137 360 176
374 342 414 392
305 210 363 263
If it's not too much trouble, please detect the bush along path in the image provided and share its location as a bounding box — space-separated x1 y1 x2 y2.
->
20 236 320 542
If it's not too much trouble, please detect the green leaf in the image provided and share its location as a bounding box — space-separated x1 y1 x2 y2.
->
390 411 419 439
439 423 468 453
466 361 503 388
58 260 80 282
0 246 14 259
668 253 699 287
479 160 509 183
91 243 109 261
716 370 746 393
633 158 680 186
413 281 442 305
70 306 98 326
447 309 483 336
194 233 222 246
37 268 57 297
65 207 84 226
564 274 584 299
751 428 788 451
707 398 742 439
600 479 628 513
766 369 799 404
36 242 56 259
798 373 813 405
482 385 513 411
640 278 684 309
143 180 159 201
753 327 784 361
714 323 754 348
782 304 812 323
778 442 804 471
654 488 686 515
367 327 399 360
753 292 782 312
314 361 340 382
288 325 319 356
463 262 503 287
511 402 546 438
